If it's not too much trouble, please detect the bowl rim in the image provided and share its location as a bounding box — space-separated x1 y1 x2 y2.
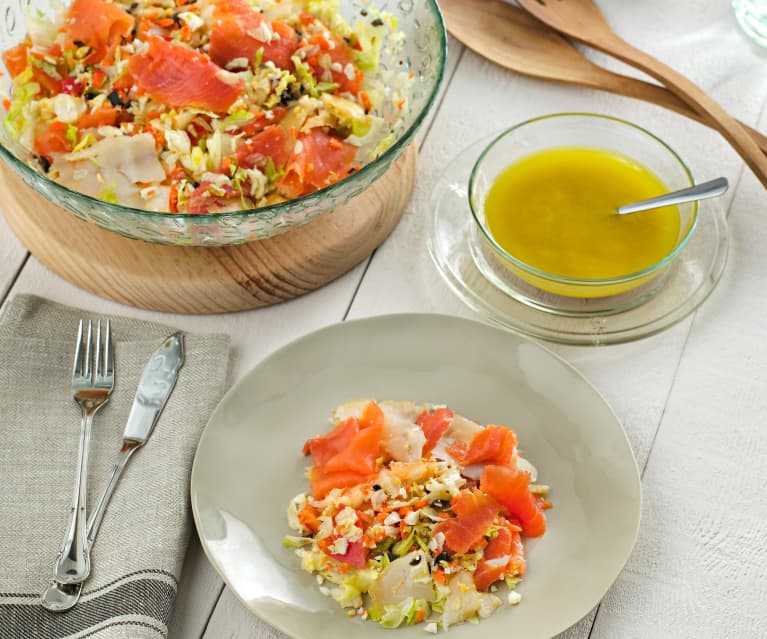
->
467 112 700 287
0 0 447 222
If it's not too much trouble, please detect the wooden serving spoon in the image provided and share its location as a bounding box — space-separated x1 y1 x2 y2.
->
439 0 767 155
514 0 767 188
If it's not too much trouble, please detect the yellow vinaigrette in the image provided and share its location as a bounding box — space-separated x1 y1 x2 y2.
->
484 147 682 280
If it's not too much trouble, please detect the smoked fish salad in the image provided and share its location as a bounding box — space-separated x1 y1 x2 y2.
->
1 0 410 212
285 400 552 632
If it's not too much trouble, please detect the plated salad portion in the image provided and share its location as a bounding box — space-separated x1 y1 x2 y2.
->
2 0 408 212
285 400 552 632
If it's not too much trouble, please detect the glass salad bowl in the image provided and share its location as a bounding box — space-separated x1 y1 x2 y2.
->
0 0 446 246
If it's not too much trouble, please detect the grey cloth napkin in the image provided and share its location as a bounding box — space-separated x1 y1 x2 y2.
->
0 295 230 639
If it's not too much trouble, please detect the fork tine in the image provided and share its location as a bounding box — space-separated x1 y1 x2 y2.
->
73 319 85 378
84 320 93 380
95 320 103 378
104 320 114 380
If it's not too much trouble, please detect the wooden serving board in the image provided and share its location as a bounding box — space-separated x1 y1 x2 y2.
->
0 144 416 313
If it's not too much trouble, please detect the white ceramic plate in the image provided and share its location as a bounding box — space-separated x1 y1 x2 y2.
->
191 314 641 639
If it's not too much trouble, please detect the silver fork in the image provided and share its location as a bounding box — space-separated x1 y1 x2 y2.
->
53 320 115 584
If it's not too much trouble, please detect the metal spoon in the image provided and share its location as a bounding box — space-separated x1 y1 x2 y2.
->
616 177 729 215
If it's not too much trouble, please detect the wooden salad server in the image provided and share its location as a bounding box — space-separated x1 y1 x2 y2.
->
439 0 767 155
514 0 767 187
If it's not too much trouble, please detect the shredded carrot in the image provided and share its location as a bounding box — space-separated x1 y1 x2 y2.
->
359 91 372 112
168 184 179 212
91 69 106 89
298 504 321 533
433 569 446 585
221 156 232 173
2 98 10 110
414 609 427 624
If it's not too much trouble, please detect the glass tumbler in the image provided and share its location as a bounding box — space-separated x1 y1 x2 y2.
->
734 0 767 47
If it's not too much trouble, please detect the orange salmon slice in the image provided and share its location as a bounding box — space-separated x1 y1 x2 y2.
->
209 0 298 70
129 36 243 113
64 0 134 64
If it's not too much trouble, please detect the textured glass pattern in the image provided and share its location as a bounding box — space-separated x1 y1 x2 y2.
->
0 0 446 246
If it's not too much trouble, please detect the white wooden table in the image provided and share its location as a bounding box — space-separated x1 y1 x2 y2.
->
2 1 767 636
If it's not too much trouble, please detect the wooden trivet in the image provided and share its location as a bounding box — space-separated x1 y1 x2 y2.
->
0 144 416 313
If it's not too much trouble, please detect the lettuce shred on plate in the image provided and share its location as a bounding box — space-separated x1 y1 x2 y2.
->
1 0 411 212
285 400 552 632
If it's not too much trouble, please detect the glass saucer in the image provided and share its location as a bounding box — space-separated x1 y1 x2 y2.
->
426 136 729 346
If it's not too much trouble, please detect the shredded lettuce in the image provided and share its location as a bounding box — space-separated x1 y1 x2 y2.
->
375 597 430 629
4 69 41 141
98 182 119 204
283 535 311 548
65 124 78 146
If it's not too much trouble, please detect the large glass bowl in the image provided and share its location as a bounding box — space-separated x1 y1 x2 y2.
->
0 0 446 246
469 113 699 302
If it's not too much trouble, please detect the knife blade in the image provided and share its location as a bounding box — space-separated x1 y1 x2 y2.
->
122 332 185 445
87 331 185 543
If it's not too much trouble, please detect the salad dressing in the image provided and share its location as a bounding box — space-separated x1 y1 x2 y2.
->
483 147 682 279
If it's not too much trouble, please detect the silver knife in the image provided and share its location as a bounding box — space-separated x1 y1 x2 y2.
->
87 331 185 542
41 332 185 612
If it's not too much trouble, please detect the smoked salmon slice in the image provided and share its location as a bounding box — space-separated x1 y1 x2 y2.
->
473 524 526 591
480 465 547 537
3 42 30 78
416 408 454 455
310 466 372 499
323 424 382 475
129 36 243 113
235 125 293 171
306 33 363 95
209 0 298 70
34 121 72 162
303 417 360 467
359 401 385 430
63 0 134 65
436 489 501 554
278 128 356 197
461 425 517 466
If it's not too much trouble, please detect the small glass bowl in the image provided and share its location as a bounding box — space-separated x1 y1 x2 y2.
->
0 0 446 246
468 113 699 307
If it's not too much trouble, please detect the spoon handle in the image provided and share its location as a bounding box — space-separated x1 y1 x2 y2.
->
616 177 729 215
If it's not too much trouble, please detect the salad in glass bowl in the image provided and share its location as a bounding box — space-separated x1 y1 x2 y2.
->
0 0 446 245
285 400 552 632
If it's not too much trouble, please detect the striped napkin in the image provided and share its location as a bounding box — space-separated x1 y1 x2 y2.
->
0 295 230 639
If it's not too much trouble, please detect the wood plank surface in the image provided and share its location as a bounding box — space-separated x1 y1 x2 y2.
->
3 2 767 638
201 0 767 633
587 106 767 639
0 213 28 300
